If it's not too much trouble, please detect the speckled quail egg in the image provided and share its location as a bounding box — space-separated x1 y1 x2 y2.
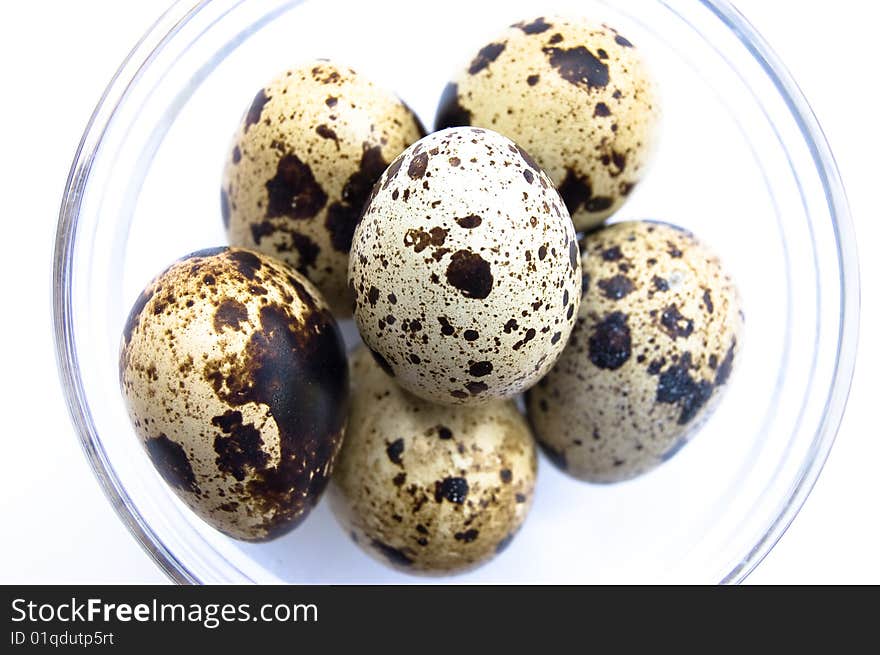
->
435 16 659 231
349 127 581 405
526 221 743 483
329 347 537 574
119 247 349 541
223 60 426 316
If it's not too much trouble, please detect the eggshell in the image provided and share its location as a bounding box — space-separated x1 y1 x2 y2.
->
527 221 743 482
224 60 425 316
119 247 349 540
435 17 659 230
329 347 537 573
349 127 581 405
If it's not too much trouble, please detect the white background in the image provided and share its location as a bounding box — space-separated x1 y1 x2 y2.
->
0 0 876 584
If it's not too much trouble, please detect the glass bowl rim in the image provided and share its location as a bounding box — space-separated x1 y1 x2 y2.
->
52 0 860 585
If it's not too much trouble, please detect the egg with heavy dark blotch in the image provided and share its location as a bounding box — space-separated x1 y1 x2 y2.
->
349 127 581 406
119 247 349 541
435 17 659 231
223 60 425 316
526 221 743 482
328 347 537 574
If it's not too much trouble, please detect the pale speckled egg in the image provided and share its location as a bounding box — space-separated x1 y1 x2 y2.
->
526 221 743 482
349 127 581 406
223 60 426 316
435 16 659 231
328 347 537 574
119 247 349 541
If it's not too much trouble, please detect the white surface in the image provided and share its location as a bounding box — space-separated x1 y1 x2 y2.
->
0 0 876 584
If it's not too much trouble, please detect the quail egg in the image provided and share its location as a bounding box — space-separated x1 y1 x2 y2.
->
435 16 659 231
119 247 349 540
349 127 581 405
223 60 426 316
329 347 537 574
526 221 743 482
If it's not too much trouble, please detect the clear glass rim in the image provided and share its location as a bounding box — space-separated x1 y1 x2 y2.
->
52 0 860 585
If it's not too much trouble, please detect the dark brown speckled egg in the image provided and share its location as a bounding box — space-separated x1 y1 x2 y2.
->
223 60 425 317
329 347 537 574
349 127 581 406
118 247 349 541
527 221 743 482
435 17 659 231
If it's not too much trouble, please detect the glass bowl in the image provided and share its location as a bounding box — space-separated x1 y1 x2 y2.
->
53 0 859 584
